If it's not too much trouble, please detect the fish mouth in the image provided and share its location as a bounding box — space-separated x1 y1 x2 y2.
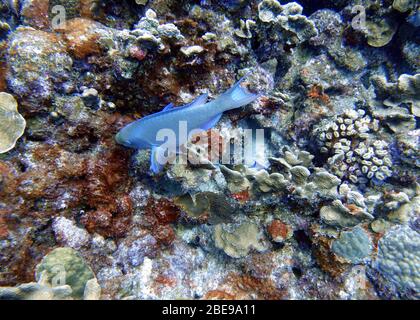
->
115 131 131 147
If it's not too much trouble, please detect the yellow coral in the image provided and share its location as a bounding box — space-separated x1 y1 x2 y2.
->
0 92 26 153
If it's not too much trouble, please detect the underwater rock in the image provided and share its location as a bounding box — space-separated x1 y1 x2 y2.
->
141 197 180 246
375 225 420 294
52 217 91 250
7 28 73 113
309 9 367 72
214 220 269 258
0 0 418 301
35 247 96 299
21 0 50 30
174 192 236 224
331 226 373 264
114 234 158 269
59 18 110 59
0 92 26 153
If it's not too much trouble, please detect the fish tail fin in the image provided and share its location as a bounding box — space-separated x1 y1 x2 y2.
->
219 72 260 111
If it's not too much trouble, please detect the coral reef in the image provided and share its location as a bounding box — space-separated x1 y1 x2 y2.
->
0 0 418 301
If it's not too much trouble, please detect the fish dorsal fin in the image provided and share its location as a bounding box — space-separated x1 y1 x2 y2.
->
200 113 223 131
184 93 208 109
162 103 175 112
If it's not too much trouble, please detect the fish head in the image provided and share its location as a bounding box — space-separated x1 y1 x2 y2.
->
115 130 134 148
115 122 150 149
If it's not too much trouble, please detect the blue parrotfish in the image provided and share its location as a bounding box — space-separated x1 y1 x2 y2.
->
116 74 259 173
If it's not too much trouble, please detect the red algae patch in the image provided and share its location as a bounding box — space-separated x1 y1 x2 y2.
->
21 0 50 30
267 220 293 243
143 197 181 247
60 18 107 59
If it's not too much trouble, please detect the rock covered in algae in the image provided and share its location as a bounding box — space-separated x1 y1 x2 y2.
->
7 27 73 113
35 247 96 299
0 92 26 153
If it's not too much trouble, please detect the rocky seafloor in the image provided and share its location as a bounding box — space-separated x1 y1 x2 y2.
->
0 0 419 300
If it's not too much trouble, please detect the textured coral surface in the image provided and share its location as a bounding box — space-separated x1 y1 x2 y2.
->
0 0 419 300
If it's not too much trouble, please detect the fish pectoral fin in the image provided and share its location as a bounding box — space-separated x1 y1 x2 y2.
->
200 113 223 131
150 146 167 174
162 103 175 112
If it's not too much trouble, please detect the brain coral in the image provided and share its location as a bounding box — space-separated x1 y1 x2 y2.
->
0 92 26 153
375 225 420 293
